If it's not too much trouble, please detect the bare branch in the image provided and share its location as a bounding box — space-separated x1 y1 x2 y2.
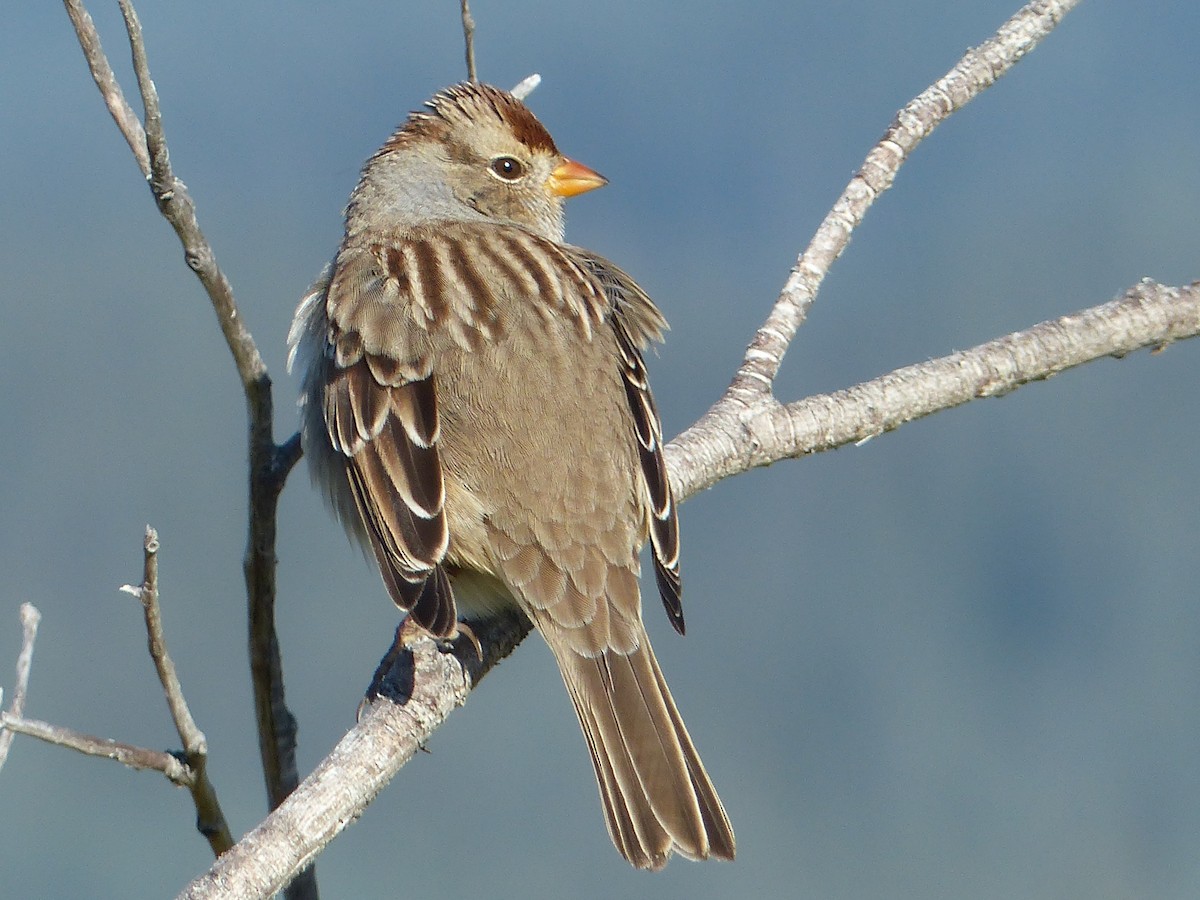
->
245 463 314 898
61 2 307 872
177 611 529 900
118 0 167 178
121 527 234 855
731 0 1081 404
0 711 193 785
1 533 235 852
61 0 150 175
669 280 1200 499
121 528 201 753
99 0 268 392
0 603 42 774
460 0 478 82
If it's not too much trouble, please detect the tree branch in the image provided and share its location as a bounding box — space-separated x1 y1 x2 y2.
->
0 711 194 784
669 279 1200 499
460 0 478 82
732 0 1080 403
62 0 149 174
177 611 530 900
0 533 235 853
120 528 234 855
61 5 308 891
0 603 41 775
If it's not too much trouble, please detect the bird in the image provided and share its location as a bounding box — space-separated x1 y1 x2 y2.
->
288 81 735 870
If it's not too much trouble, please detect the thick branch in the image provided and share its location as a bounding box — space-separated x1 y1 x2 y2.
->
669 280 1200 499
177 611 529 900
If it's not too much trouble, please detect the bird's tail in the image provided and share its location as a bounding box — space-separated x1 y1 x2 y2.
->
546 619 736 869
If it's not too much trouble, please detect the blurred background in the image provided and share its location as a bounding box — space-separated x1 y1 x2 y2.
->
3 2 1198 898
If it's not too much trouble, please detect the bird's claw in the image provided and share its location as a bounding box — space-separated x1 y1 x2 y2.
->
449 620 483 662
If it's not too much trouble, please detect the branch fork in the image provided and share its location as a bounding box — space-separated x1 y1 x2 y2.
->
2 529 233 854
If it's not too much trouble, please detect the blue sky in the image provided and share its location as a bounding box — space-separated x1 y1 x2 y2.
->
2 2 1199 898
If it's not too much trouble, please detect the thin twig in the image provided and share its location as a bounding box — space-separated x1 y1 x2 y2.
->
108 0 266 392
460 0 478 82
124 528 204 754
0 711 193 785
121 527 234 854
62 0 150 175
119 0 168 180
0 604 42 774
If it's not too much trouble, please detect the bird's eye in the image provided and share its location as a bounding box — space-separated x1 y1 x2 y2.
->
489 156 525 181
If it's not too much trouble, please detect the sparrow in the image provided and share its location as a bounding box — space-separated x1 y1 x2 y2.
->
288 81 734 869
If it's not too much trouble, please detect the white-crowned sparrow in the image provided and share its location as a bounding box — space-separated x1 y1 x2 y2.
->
288 82 734 869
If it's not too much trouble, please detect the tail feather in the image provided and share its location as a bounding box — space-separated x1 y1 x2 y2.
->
645 640 737 861
544 615 735 869
564 677 669 867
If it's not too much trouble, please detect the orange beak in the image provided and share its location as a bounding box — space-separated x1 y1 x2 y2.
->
548 158 608 197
